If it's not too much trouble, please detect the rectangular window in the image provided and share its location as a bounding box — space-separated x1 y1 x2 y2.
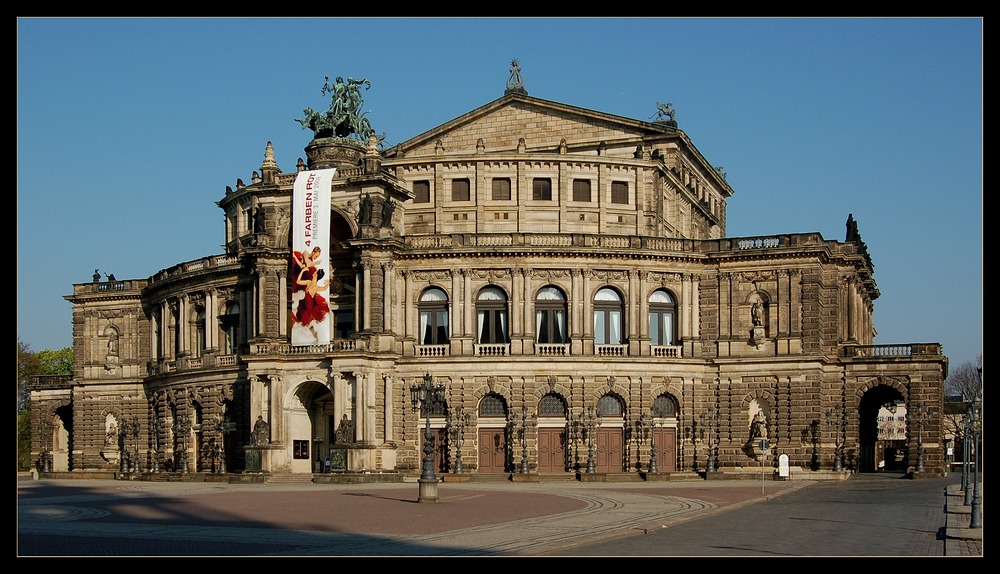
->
452 178 470 202
532 178 552 201
573 179 592 202
611 181 628 204
293 440 309 460
335 311 354 339
413 180 430 203
492 178 511 200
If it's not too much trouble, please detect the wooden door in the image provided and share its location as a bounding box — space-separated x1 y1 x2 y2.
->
536 428 568 474
478 428 507 473
652 427 677 472
595 428 624 472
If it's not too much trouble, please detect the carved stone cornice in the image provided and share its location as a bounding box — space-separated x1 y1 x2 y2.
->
739 270 777 283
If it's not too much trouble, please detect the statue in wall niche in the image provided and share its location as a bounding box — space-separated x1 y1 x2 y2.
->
334 414 355 445
381 198 395 228
742 411 771 458
751 300 763 327
107 330 119 356
251 415 270 446
252 207 265 234
748 411 768 442
358 194 373 225
105 421 119 446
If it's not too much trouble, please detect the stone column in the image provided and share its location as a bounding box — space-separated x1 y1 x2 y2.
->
362 261 372 332
383 373 394 442
402 270 413 345
382 262 394 332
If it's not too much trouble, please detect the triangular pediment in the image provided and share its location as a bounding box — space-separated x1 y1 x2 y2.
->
387 92 682 159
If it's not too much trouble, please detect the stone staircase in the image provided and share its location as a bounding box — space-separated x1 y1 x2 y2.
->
265 472 315 485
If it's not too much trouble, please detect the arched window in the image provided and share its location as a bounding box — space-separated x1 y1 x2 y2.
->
597 394 624 417
222 302 239 355
538 394 568 417
476 286 509 344
478 393 508 418
535 286 567 344
648 289 677 346
652 394 678 418
418 287 450 345
594 287 624 345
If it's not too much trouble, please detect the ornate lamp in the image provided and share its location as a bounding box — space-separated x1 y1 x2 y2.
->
149 416 161 473
173 411 190 473
513 405 537 474
213 414 237 474
826 405 847 472
701 408 719 473
913 402 932 474
410 373 446 502
970 382 982 529
582 406 602 474
447 406 471 475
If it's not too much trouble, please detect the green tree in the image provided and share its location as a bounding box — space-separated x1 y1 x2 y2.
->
17 338 73 471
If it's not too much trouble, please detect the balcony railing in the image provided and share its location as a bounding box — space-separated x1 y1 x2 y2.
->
415 344 449 357
651 344 683 358
534 343 570 356
474 343 509 356
250 340 365 355
595 344 628 357
843 343 941 358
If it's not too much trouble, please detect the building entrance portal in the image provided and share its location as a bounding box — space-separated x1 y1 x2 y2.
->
478 428 507 473
595 428 624 473
536 427 568 473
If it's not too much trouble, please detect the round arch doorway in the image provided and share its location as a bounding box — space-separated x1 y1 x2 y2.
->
858 385 906 473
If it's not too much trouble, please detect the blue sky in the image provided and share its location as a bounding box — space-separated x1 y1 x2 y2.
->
17 17 982 371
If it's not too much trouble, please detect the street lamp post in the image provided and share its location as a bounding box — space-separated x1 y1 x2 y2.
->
38 417 53 474
637 414 658 474
173 410 190 473
913 402 933 474
701 408 718 473
970 383 982 529
410 373 446 503
826 405 848 472
129 417 141 473
118 414 129 474
150 416 160 473
213 414 237 474
446 406 471 475
568 413 583 473
581 406 601 474
511 405 536 475
962 402 973 505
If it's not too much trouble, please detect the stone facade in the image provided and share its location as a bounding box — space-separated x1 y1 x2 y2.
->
30 82 948 480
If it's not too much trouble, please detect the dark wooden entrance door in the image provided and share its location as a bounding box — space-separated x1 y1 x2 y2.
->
536 427 567 473
595 428 624 472
478 428 507 473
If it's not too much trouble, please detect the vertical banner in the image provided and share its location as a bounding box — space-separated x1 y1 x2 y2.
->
291 169 335 346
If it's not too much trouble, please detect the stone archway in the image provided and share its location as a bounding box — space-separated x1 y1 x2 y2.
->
858 385 906 473
286 380 335 473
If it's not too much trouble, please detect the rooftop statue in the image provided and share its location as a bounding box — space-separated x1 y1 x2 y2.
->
297 76 383 143
652 102 676 122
